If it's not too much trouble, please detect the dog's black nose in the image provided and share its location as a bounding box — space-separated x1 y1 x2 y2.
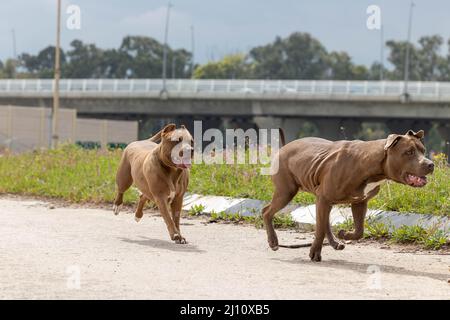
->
428 162 434 171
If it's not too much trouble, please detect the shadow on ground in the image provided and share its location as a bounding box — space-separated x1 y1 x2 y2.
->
272 255 448 281
119 236 206 253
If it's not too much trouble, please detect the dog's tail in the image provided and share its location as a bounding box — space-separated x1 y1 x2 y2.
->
278 128 286 147
278 243 312 249
278 242 332 249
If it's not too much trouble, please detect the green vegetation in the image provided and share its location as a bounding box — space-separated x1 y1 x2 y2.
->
0 146 132 203
189 160 316 205
0 145 448 217
209 210 296 230
369 154 450 215
188 204 205 216
190 153 450 216
364 220 391 239
5 32 450 82
0 144 447 248
334 219 449 250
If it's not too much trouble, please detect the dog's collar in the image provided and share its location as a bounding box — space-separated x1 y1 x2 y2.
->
158 147 180 170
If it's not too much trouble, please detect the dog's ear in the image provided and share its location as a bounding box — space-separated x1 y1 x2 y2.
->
384 134 402 150
161 123 176 138
406 129 424 139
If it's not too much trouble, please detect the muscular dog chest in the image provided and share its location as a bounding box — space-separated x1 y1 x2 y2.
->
363 179 386 196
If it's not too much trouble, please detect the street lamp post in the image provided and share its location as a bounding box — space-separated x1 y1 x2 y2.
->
51 0 62 148
161 2 172 96
403 1 415 101
190 25 195 77
11 29 17 59
11 29 17 79
380 25 384 81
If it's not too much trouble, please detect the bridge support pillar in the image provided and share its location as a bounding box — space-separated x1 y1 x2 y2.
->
224 117 256 131
313 119 342 141
253 116 302 143
386 119 432 135
437 123 450 159
339 119 362 140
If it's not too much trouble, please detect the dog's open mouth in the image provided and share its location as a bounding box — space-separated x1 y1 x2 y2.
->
405 173 427 187
176 162 192 169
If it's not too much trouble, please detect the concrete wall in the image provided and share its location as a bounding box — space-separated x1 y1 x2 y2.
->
76 118 138 148
0 106 76 152
0 105 138 152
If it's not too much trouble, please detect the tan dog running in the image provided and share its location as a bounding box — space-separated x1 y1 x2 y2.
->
113 123 193 244
263 130 434 261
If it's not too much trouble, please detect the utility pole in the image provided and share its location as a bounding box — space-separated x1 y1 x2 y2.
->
52 0 61 148
161 1 172 95
403 1 415 100
172 55 176 79
190 25 195 77
11 29 17 59
11 29 17 78
380 25 384 81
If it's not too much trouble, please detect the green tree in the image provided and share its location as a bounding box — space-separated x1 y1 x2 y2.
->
326 51 353 79
386 40 421 80
19 46 65 78
118 36 192 78
250 32 329 79
417 35 445 81
326 51 369 80
1 59 18 78
0 60 4 78
368 62 391 80
385 35 448 81
64 40 103 78
193 53 252 79
439 39 450 81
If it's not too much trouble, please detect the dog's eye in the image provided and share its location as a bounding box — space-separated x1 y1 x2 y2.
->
405 149 415 156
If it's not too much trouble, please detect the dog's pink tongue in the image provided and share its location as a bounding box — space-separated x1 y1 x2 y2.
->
179 161 192 169
407 174 427 187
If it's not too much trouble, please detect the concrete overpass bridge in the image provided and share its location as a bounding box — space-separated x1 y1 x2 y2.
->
0 79 449 144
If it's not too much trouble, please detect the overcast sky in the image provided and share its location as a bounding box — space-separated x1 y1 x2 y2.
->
1 0 450 67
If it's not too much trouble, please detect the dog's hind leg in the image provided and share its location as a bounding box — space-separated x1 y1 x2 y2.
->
338 201 367 240
134 194 147 222
113 155 133 215
263 184 297 251
309 199 332 262
325 220 345 251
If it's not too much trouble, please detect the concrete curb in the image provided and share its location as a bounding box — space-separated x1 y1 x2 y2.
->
183 193 449 233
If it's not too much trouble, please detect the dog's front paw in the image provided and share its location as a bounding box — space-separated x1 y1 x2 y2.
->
173 233 187 244
337 229 346 239
331 241 345 250
309 250 322 262
268 237 279 251
309 244 323 262
113 204 122 215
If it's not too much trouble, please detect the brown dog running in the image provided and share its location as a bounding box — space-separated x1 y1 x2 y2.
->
263 129 434 261
113 123 193 244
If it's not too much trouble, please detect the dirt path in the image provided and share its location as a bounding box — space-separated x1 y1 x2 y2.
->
0 196 449 299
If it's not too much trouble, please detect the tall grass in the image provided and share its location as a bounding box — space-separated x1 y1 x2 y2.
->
0 145 448 216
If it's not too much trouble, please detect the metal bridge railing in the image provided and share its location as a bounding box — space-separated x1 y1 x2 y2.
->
1 79 450 100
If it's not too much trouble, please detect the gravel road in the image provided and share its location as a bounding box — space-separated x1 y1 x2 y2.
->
0 196 449 299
